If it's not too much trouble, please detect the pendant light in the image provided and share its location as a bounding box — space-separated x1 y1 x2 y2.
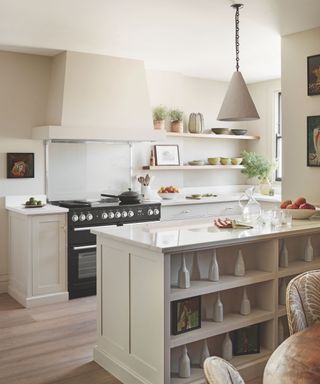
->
217 3 259 121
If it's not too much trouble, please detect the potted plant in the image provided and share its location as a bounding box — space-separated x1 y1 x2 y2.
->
152 105 167 130
241 150 276 195
169 108 184 133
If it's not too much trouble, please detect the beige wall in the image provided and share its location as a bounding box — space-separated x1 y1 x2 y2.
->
282 27 320 204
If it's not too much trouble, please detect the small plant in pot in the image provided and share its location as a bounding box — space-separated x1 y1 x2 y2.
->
241 150 276 195
152 105 167 130
169 108 184 133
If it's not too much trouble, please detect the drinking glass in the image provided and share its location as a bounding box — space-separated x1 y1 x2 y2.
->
281 210 293 226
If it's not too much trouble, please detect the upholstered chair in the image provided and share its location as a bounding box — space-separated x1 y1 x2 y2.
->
203 356 245 384
286 269 320 335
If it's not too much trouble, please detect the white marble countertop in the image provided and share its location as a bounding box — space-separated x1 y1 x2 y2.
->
92 216 320 253
5 195 68 215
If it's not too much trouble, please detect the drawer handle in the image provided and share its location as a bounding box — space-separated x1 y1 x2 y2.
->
181 210 191 214
73 245 97 251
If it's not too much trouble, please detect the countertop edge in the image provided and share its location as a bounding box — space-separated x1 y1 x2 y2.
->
6 204 69 215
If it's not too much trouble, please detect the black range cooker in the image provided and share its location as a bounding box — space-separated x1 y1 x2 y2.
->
52 198 161 299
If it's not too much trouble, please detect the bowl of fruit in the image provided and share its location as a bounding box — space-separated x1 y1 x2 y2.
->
280 197 317 219
24 197 45 208
158 186 181 200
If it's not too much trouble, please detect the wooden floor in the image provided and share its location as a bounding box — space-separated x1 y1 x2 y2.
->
0 293 262 384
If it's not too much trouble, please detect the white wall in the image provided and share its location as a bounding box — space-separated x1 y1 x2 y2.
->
282 27 320 204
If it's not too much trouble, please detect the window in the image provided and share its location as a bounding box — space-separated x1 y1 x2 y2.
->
275 92 282 181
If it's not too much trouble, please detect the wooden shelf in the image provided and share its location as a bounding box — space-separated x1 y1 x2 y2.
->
143 165 244 171
166 132 260 140
170 309 274 348
170 368 204 384
278 257 320 278
170 270 275 301
277 305 287 317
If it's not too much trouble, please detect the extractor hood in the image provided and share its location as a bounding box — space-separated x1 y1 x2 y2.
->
32 51 164 142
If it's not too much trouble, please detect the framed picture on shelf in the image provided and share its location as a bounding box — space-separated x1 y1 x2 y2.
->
307 55 320 96
7 153 34 178
232 324 260 355
171 296 201 335
154 144 180 166
307 115 320 167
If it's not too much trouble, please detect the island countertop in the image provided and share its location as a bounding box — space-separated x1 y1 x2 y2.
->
91 217 320 253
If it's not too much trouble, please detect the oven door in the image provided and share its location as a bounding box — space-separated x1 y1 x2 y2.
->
68 243 97 299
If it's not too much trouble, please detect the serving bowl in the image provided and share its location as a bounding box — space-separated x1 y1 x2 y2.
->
188 160 205 166
231 129 248 135
158 192 181 200
231 157 243 165
211 128 230 135
220 157 231 165
208 157 220 165
282 208 317 220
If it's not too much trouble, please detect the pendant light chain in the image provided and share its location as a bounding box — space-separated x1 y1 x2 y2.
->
234 4 241 72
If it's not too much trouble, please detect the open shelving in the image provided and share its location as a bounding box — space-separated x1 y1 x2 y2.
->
165 132 260 140
142 165 244 171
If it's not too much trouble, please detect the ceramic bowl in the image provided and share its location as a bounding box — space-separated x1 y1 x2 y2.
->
211 128 230 135
208 157 220 165
231 129 248 135
158 192 181 200
231 157 243 165
188 160 205 166
281 208 316 220
220 157 231 165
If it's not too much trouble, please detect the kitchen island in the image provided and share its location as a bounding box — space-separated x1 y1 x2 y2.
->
92 217 320 384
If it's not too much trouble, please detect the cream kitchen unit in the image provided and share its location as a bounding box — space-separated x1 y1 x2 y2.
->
6 197 69 307
92 218 320 384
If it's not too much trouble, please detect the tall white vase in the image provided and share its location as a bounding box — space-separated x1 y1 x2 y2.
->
208 249 219 281
191 252 201 280
279 240 289 268
199 339 210 368
279 279 287 306
222 333 233 361
234 250 245 276
178 255 190 289
179 345 191 378
304 236 314 262
240 287 251 315
213 292 224 322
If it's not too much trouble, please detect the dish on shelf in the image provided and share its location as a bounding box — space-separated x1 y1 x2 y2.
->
230 129 248 135
281 208 317 220
220 157 231 165
188 160 205 166
208 157 220 165
231 157 243 165
211 128 230 135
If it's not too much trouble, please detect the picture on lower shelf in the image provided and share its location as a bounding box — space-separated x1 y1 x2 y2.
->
171 296 201 335
232 324 260 355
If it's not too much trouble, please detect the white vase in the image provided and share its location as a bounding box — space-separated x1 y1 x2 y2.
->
259 177 272 195
304 236 314 262
279 240 289 268
191 252 201 280
222 333 233 361
279 279 287 306
208 249 219 281
278 318 285 344
199 339 210 368
178 255 190 289
213 292 224 322
240 287 251 315
141 185 151 201
234 250 245 276
179 345 191 378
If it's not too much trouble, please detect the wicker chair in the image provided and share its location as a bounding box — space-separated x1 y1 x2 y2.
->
203 356 245 384
286 269 320 335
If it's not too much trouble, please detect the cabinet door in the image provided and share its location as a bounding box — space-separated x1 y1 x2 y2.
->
32 214 67 296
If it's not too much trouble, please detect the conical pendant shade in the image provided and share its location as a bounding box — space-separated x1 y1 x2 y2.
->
217 71 259 121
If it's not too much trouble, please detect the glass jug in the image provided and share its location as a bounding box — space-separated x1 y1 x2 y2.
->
239 186 262 224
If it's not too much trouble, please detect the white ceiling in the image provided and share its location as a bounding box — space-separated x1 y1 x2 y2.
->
0 0 319 83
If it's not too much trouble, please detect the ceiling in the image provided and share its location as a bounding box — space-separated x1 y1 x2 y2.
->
0 0 320 83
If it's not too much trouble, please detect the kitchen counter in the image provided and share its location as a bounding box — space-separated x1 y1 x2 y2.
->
5 194 68 215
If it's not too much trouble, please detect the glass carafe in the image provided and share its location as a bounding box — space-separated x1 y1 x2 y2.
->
239 186 261 224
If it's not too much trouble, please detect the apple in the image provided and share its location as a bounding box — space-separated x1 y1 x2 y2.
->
287 203 299 209
299 203 315 210
294 197 306 207
280 200 292 209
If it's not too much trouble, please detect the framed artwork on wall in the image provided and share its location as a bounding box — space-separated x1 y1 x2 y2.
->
307 55 320 96
232 324 260 356
154 145 180 166
7 153 35 178
307 115 320 167
171 296 201 335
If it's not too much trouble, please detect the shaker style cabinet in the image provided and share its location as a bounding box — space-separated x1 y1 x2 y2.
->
8 212 68 307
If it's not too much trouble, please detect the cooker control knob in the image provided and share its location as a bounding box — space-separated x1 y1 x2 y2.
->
101 212 108 220
72 214 79 222
121 211 128 218
86 213 93 221
147 209 154 216
128 210 134 218
108 211 115 219
154 208 160 215
115 211 121 219
79 213 86 222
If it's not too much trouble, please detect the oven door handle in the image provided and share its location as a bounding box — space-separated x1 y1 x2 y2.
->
73 245 97 251
73 227 97 232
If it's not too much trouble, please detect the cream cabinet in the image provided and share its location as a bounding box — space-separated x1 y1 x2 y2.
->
8 212 68 307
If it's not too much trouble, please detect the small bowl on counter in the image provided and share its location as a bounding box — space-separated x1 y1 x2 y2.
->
158 192 181 200
231 157 243 165
230 129 248 135
220 157 231 165
211 128 230 135
208 157 220 165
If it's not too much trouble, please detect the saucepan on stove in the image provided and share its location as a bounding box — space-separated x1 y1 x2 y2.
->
101 188 141 204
